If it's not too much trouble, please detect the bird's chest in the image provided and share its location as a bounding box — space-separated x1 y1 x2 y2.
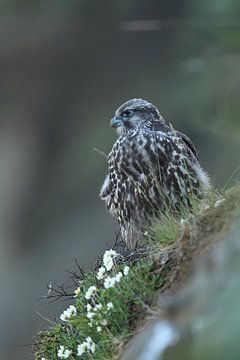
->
109 135 138 171
106 135 144 208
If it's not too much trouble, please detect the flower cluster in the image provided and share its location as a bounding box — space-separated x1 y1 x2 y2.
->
85 285 97 300
57 345 72 359
103 265 129 288
56 249 131 358
96 249 129 289
96 266 105 280
77 336 96 356
102 249 117 271
60 305 77 322
85 299 114 329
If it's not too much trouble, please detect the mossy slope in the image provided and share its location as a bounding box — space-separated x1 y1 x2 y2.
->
35 185 240 359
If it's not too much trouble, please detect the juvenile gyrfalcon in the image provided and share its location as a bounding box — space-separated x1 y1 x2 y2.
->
100 99 210 248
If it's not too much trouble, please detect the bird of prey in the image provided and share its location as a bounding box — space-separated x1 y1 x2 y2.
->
100 99 210 248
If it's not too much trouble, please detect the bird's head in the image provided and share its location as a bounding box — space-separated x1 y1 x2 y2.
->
110 98 164 135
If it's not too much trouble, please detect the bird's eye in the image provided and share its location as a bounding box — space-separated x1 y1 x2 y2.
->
123 110 134 117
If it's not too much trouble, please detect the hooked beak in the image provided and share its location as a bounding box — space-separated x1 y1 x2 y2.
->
110 116 122 128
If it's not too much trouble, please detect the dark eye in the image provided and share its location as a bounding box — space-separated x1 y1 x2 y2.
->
123 109 134 117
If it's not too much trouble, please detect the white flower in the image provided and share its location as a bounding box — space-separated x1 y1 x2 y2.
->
96 266 106 280
68 305 77 316
74 287 81 297
86 336 93 345
104 249 117 258
104 276 115 289
101 319 108 326
104 256 114 271
60 311 68 322
97 326 102 332
86 303 92 312
215 198 225 208
86 311 95 319
103 249 117 271
85 285 97 300
58 346 64 357
115 272 123 283
63 350 72 359
57 345 72 359
107 302 114 310
77 343 87 356
83 337 96 353
89 342 96 353
95 303 102 310
123 266 130 276
60 305 77 321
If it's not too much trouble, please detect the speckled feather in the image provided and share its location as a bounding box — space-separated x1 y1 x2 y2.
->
100 99 210 248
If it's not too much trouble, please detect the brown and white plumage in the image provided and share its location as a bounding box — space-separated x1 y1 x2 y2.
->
100 99 210 248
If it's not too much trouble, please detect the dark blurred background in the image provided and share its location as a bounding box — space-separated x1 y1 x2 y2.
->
1 0 240 358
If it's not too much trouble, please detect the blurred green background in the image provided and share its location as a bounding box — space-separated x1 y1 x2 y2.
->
0 0 240 358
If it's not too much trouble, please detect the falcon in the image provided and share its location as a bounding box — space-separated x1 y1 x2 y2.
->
100 99 210 248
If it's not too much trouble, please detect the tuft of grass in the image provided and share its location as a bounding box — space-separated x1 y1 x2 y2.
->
148 190 213 247
149 215 181 246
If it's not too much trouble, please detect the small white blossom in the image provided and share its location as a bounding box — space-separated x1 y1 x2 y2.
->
86 303 92 312
107 249 117 257
115 272 123 283
101 319 108 326
74 287 81 297
89 342 96 353
60 305 77 321
60 312 68 322
85 337 96 353
215 198 225 208
95 303 102 310
86 311 95 319
104 276 115 289
85 285 97 300
68 305 77 316
104 256 114 271
107 302 114 310
96 266 106 280
77 343 87 356
97 326 102 332
63 350 72 359
123 266 130 276
103 249 117 271
86 336 93 345
57 345 72 359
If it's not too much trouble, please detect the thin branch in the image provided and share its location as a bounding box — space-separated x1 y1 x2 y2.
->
35 311 55 325
93 147 107 159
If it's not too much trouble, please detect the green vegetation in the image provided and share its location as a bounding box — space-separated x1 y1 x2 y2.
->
35 260 160 359
35 185 240 360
